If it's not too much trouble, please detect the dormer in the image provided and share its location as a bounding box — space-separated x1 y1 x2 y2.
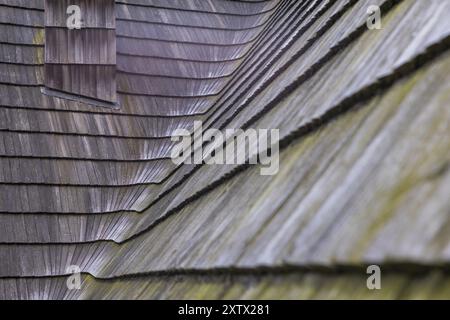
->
43 0 117 107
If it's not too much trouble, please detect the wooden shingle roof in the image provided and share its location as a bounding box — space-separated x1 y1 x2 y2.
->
0 0 450 299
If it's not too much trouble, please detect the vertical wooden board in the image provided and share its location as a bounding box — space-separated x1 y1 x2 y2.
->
45 0 115 28
45 65 116 102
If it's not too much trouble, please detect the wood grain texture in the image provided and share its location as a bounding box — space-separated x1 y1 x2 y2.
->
1 0 450 299
44 0 116 103
2 270 450 300
0 49 449 276
45 0 115 29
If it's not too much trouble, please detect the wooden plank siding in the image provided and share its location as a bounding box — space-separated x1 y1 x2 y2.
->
43 0 116 103
44 29 116 64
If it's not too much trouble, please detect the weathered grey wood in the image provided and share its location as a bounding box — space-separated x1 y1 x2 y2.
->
45 64 116 102
116 2 273 29
1 0 450 301
44 29 116 64
44 0 116 103
2 271 450 300
0 158 173 185
45 0 115 29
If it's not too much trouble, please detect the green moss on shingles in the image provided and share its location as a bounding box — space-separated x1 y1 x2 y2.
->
33 29 45 64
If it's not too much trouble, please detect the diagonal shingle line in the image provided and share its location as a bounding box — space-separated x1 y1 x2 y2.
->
0 0 278 17
0 0 408 216
0 1 290 144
